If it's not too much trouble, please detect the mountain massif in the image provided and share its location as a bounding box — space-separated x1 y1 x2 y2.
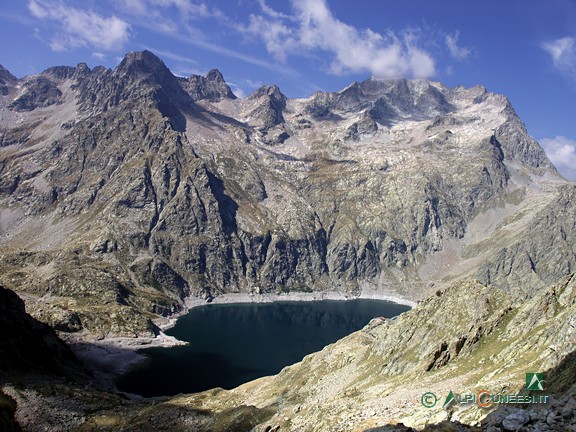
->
0 51 575 431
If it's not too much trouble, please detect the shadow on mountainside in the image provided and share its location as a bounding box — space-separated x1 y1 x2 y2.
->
544 345 576 395
0 286 85 380
0 391 22 432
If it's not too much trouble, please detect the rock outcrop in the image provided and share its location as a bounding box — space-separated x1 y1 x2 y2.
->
0 50 572 339
179 68 237 102
2 276 574 431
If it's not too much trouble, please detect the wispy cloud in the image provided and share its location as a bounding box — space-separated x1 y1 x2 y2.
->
540 135 576 180
116 0 220 34
118 0 213 18
239 0 436 79
445 31 471 60
113 0 298 77
140 46 198 65
541 37 576 79
28 0 130 52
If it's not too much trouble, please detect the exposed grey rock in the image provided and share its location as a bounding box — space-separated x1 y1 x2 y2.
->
502 411 530 431
345 112 378 140
0 50 572 337
475 185 576 297
8 76 62 111
41 65 76 81
247 84 287 130
0 64 17 95
179 68 236 101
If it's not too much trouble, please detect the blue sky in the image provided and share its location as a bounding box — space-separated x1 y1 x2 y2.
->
1 0 575 179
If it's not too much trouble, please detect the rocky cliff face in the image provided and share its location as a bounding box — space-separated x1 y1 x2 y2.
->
474 184 576 296
3 276 574 431
189 275 576 431
0 51 572 338
179 68 237 102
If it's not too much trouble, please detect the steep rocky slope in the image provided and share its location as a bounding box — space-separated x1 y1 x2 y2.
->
1 50 575 432
197 275 575 431
2 276 574 431
0 51 572 338
0 284 274 432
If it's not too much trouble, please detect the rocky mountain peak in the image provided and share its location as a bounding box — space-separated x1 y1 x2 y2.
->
180 68 236 102
249 83 286 102
73 62 92 79
112 50 189 102
246 84 287 131
205 68 225 82
0 64 17 95
72 50 193 124
114 50 175 83
0 64 17 83
41 65 76 81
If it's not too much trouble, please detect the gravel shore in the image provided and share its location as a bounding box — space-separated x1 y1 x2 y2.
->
66 290 416 392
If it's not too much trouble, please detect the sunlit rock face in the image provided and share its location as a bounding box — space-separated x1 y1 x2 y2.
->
1 50 576 432
0 51 571 336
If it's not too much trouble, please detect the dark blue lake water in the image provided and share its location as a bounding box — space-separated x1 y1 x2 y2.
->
116 299 410 397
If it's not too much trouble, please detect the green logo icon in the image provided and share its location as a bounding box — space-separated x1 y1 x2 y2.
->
443 390 456 409
526 373 545 391
421 392 437 408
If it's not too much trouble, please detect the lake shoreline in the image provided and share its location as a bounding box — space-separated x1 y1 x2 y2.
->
154 290 417 332
68 290 415 394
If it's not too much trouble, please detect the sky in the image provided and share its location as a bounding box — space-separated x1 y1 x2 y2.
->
0 0 575 179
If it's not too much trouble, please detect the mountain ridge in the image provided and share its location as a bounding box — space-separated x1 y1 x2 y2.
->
0 50 572 339
0 50 575 431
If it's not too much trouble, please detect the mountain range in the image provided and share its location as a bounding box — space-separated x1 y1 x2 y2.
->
0 51 574 431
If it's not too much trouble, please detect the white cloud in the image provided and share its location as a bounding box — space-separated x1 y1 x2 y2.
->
119 0 210 17
540 135 576 180
229 85 246 98
541 37 576 79
239 0 436 79
245 79 263 89
117 0 219 33
243 14 294 63
113 0 295 74
445 31 471 60
28 0 130 51
257 0 291 19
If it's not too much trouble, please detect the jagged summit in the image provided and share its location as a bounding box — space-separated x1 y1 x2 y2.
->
112 50 191 102
179 67 236 102
248 83 285 99
0 51 570 340
205 68 226 83
114 50 182 89
0 64 17 82
243 84 288 131
0 64 17 95
1 51 575 431
116 50 166 71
